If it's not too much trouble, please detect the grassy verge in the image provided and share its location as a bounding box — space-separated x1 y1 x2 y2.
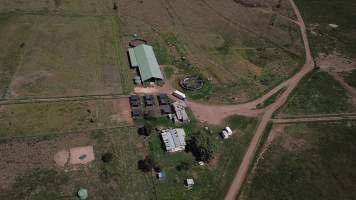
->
344 69 356 89
257 87 286 109
238 121 356 200
280 70 355 115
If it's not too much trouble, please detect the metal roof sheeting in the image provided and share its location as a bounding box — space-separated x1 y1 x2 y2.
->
161 128 186 152
128 48 138 67
128 44 163 82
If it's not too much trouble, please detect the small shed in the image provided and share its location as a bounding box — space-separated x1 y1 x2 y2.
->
157 170 167 181
185 178 194 189
133 76 142 85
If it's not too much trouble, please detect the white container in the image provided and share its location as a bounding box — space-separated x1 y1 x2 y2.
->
173 90 186 100
221 130 229 139
225 127 233 135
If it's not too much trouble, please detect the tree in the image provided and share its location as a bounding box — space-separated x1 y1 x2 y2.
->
188 132 217 162
102 152 113 163
138 123 154 136
138 156 155 172
113 2 118 10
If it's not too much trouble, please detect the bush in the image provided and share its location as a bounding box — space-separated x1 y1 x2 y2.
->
188 132 217 162
138 123 154 136
102 152 113 163
138 156 155 173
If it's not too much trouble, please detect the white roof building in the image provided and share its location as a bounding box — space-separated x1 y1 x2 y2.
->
161 128 186 152
186 178 194 189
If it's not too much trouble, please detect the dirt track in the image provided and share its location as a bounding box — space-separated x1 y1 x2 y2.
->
272 113 356 124
224 0 315 199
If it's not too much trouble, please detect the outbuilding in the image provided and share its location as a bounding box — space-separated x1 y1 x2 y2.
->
128 44 164 84
157 170 167 181
185 179 194 189
161 128 186 152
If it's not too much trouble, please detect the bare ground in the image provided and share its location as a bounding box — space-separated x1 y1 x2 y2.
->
317 54 356 106
69 146 95 165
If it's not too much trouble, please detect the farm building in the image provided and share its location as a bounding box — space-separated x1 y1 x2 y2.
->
128 44 164 84
161 128 186 153
172 101 189 123
185 179 195 189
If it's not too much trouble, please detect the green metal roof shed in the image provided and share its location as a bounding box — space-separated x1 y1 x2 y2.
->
128 44 164 82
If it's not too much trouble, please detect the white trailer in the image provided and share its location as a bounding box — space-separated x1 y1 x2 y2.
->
173 90 186 100
225 127 233 136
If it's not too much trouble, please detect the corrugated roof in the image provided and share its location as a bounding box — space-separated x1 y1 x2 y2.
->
161 128 186 152
129 44 163 82
128 48 138 67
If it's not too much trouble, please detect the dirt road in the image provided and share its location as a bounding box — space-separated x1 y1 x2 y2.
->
272 113 356 124
224 0 315 199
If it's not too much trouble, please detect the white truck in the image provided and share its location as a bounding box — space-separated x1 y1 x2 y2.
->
173 90 186 100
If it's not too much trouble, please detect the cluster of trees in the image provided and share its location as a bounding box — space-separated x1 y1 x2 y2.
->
188 131 217 162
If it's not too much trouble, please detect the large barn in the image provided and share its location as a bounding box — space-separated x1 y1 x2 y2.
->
128 44 164 85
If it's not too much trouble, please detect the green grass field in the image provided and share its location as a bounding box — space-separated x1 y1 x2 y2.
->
295 0 356 58
239 122 356 200
280 71 355 115
6 15 125 98
0 14 34 97
0 0 132 98
143 115 258 200
0 128 154 200
0 99 129 138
